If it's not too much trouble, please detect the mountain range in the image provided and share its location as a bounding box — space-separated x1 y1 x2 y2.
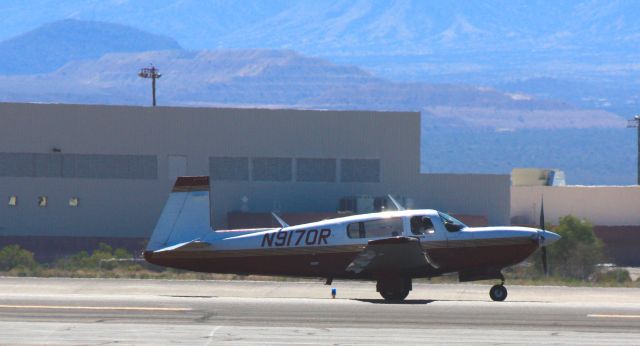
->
1 0 639 115
0 19 180 75
0 20 624 129
0 48 623 129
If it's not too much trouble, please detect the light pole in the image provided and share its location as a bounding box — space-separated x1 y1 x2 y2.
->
628 115 640 185
138 65 162 107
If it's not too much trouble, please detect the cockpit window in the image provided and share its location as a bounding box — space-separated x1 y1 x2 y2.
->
410 216 435 235
439 212 467 232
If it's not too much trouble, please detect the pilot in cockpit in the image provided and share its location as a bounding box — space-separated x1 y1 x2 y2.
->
410 216 435 235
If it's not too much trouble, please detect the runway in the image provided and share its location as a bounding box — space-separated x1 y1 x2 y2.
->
1 277 640 345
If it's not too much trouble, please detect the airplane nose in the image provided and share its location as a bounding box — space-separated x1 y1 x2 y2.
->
539 230 561 246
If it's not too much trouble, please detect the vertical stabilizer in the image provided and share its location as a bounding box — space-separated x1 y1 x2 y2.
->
146 176 212 251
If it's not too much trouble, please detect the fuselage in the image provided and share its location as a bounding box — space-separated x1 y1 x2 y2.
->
145 209 550 280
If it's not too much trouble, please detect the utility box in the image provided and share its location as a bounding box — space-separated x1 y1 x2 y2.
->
339 195 374 214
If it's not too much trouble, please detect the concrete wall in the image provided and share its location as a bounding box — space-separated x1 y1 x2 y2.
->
511 185 640 226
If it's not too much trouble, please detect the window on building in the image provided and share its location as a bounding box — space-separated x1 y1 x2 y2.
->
8 195 17 206
296 158 336 182
340 159 380 183
38 196 47 207
210 157 249 181
252 157 292 182
346 218 403 239
69 197 79 207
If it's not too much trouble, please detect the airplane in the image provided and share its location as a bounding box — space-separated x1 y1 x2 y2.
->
144 176 560 302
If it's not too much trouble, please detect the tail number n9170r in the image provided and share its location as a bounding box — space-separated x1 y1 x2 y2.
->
261 229 331 247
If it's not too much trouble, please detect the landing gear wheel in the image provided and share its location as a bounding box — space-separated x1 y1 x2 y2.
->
377 277 411 302
489 284 507 301
379 288 410 301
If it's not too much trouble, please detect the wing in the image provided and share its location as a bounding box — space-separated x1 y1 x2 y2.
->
345 236 439 274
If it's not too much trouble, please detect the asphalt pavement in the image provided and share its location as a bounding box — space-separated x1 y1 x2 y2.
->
1 277 639 345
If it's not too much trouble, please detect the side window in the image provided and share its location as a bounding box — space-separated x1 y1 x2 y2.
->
347 222 366 238
347 218 403 239
8 195 17 206
411 216 435 235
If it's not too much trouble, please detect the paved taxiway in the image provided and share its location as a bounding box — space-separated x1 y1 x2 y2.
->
1 277 640 345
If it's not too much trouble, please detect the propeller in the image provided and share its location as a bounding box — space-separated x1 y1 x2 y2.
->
539 197 548 276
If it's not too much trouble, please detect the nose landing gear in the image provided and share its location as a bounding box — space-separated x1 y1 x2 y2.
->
489 284 507 301
489 274 507 301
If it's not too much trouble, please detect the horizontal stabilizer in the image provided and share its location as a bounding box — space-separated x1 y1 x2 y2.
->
154 240 211 253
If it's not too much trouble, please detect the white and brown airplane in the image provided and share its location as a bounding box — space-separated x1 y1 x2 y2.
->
144 176 560 301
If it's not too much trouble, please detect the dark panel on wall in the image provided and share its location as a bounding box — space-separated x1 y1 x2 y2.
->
296 158 336 182
1 152 157 180
340 158 380 183
210 157 249 181
0 153 34 177
34 154 62 177
68 154 157 179
252 157 292 182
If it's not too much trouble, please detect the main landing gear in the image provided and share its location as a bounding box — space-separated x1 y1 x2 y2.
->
489 275 507 301
377 277 412 302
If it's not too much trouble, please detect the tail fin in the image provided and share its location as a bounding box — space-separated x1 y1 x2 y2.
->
146 176 212 251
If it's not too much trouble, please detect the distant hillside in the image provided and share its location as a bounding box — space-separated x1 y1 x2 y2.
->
0 1 639 115
0 19 181 75
3 1 639 57
0 49 624 129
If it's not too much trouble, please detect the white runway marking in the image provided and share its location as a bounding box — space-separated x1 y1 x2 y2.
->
0 304 191 312
588 314 640 319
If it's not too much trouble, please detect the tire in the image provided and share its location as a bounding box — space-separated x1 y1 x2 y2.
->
377 277 411 302
379 288 410 301
489 284 508 301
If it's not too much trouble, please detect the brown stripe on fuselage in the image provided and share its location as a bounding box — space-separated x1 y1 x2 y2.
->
154 237 535 259
169 244 367 259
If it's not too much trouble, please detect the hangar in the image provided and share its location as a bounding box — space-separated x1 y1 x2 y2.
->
0 102 509 259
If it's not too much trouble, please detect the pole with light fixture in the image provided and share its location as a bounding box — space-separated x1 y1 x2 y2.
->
628 115 640 185
138 65 162 107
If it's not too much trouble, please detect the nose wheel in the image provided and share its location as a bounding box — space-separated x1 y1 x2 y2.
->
489 284 507 301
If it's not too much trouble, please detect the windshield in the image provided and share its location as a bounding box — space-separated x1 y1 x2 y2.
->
438 212 467 231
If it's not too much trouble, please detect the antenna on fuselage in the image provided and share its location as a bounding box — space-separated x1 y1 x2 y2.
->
387 194 406 211
271 212 290 228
